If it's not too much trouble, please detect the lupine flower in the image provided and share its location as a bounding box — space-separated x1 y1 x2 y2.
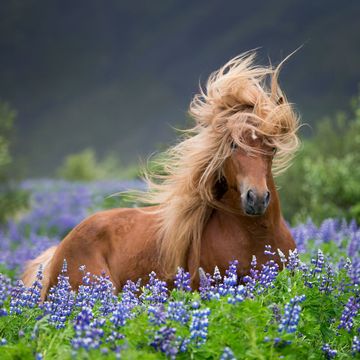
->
0 273 11 316
0 338 7 346
227 285 246 304
174 267 191 292
190 308 210 346
352 336 360 353
94 272 117 316
72 305 105 351
213 266 222 285
220 346 237 360
150 326 188 359
167 301 189 325
338 296 360 332
277 248 287 269
148 304 167 325
110 301 132 328
264 245 276 256
319 263 335 293
322 343 337 359
243 255 259 298
311 249 325 275
10 280 27 315
23 266 43 308
278 295 306 333
222 260 239 295
43 260 75 329
287 249 300 272
198 268 214 301
141 272 168 304
121 279 141 309
258 260 279 292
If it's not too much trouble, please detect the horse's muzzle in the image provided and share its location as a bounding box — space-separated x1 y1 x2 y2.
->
243 189 270 216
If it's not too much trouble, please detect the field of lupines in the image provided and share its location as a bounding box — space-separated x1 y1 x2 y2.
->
0 180 360 359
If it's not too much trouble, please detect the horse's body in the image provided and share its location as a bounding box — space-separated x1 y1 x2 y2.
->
23 175 294 296
22 51 299 297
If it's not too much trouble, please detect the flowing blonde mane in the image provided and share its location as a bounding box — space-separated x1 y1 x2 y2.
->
139 51 300 278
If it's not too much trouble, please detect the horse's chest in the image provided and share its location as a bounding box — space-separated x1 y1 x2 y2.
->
199 213 276 276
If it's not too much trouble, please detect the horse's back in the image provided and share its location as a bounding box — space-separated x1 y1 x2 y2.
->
47 206 160 292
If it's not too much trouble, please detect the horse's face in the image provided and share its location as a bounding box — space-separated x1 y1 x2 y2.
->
224 131 276 216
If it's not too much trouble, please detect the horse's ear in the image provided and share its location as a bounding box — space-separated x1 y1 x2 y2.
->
213 176 228 200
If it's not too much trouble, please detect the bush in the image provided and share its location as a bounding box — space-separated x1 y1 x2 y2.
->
278 92 360 224
0 102 28 223
57 148 140 181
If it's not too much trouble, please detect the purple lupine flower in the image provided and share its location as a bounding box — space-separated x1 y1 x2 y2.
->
213 266 222 285
141 272 168 304
110 301 132 328
348 231 360 258
71 305 105 350
22 266 43 308
121 279 141 309
223 260 239 294
148 304 167 325
174 267 191 292
198 268 214 301
220 347 237 360
0 338 7 346
352 336 360 354
319 263 335 293
287 249 300 272
75 267 96 309
0 273 11 316
150 327 187 359
311 249 325 275
227 285 246 304
277 248 287 269
10 280 27 315
243 255 259 298
167 301 189 325
190 308 210 346
278 295 306 333
43 260 75 329
338 296 360 332
258 260 279 292
93 272 117 316
264 245 276 256
322 343 337 359
349 258 360 286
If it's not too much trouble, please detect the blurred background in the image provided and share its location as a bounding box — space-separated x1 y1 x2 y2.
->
0 0 360 225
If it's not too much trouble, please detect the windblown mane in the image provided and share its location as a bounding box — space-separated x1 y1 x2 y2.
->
139 51 300 278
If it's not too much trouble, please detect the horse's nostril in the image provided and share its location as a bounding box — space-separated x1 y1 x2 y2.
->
264 191 270 206
246 190 256 205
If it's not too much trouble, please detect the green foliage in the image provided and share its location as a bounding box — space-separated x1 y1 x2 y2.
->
0 255 357 359
278 92 360 224
56 149 140 181
0 102 16 179
0 102 28 223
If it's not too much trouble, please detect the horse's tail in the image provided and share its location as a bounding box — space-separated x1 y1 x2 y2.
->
22 246 57 299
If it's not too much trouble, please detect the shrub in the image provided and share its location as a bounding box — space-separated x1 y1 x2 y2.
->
278 92 360 224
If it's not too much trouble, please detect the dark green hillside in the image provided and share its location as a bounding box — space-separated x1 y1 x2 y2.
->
0 0 359 176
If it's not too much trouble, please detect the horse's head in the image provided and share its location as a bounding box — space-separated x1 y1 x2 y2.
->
223 129 276 216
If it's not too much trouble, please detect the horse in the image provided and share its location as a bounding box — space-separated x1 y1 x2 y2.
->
22 51 300 298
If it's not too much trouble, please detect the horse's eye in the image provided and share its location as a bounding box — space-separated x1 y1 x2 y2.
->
272 147 277 155
231 142 238 150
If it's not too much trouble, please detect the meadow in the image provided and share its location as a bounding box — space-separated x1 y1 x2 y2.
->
0 180 359 359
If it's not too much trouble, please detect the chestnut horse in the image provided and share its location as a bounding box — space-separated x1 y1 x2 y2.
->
22 51 299 297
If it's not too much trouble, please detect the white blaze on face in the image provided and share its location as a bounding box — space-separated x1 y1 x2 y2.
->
251 129 258 140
